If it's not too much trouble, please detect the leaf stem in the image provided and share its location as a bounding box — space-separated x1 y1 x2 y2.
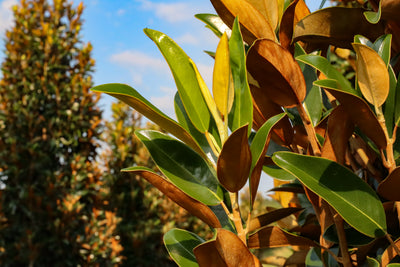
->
229 192 246 244
330 207 352 267
296 103 321 156
386 233 400 258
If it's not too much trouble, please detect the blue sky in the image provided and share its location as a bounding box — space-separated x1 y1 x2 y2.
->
0 0 325 194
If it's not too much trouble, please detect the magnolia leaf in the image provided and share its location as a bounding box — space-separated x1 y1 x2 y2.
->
248 208 303 232
91 83 206 159
293 7 385 49
144 29 210 133
135 130 223 206
123 167 221 228
323 223 374 246
214 32 234 120
378 167 400 201
228 18 253 134
353 43 390 108
272 152 387 238
314 79 387 150
381 0 400 22
366 257 380 267
381 237 400 267
263 165 297 182
195 13 231 38
364 0 382 24
247 0 279 32
248 226 317 249
210 0 276 45
279 0 299 52
164 229 204 267
194 229 261 267
217 125 251 192
250 85 293 146
247 39 306 108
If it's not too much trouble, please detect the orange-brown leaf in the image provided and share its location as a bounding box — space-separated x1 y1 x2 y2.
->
378 167 400 201
279 0 299 52
247 39 306 108
210 0 276 45
247 226 317 249
217 125 252 192
381 0 400 22
381 237 400 266
125 169 221 228
248 207 303 232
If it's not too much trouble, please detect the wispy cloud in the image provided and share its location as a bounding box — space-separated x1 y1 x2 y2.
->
137 0 197 23
0 0 17 35
110 50 169 74
174 33 198 46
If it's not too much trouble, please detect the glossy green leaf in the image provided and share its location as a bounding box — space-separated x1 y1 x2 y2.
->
353 43 390 108
228 18 253 135
384 66 397 137
323 223 374 246
263 165 297 181
144 28 210 133
217 125 251 192
304 85 322 127
364 0 382 24
174 93 215 162
195 13 230 38
91 83 206 159
272 152 387 238
394 72 400 126
164 229 204 267
366 257 380 267
373 34 392 67
296 54 355 95
136 130 223 205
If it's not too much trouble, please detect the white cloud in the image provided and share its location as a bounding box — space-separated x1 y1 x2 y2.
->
137 0 195 23
0 0 17 35
116 9 126 16
110 50 169 74
174 33 198 45
150 92 175 118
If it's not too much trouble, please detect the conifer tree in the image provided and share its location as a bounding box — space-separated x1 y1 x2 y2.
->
0 0 122 265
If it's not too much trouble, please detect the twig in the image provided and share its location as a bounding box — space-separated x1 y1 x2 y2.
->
296 103 321 156
330 207 352 267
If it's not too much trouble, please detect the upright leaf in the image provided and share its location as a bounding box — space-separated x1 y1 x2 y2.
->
272 152 387 238
247 39 306 108
353 43 390 108
210 0 276 45
195 13 231 38
228 18 253 134
144 29 210 133
136 130 223 206
247 0 279 31
91 83 206 159
213 32 234 121
164 229 205 267
217 125 251 192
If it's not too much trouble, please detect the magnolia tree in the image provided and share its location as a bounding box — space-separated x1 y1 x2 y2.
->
93 0 400 266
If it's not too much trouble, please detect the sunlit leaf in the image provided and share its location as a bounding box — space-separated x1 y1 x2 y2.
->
135 130 223 206
123 167 222 228
164 229 204 267
304 85 322 127
248 208 303 232
381 237 400 267
195 13 231 38
314 79 387 149
194 229 261 267
272 152 387 238
91 83 206 159
248 226 317 249
247 39 306 108
263 165 297 181
214 32 234 121
353 43 390 108
210 0 276 44
217 125 251 192
373 34 392 66
247 0 279 32
144 29 211 133
293 7 385 49
364 0 382 24
228 18 253 134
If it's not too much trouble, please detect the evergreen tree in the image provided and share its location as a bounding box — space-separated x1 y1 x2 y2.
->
0 0 122 265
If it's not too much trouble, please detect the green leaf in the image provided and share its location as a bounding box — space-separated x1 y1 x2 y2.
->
384 66 397 137
364 0 382 24
263 165 296 181
144 29 211 133
164 229 204 267
373 34 392 67
228 17 253 135
323 223 374 246
91 83 206 159
394 72 400 126
136 130 223 205
195 13 230 38
304 85 323 127
306 247 339 267
272 152 387 238
296 54 355 95
366 257 380 267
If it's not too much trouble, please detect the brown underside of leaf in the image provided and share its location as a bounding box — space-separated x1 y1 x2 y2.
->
248 207 304 232
210 0 276 45
381 237 400 266
247 39 306 108
321 105 354 165
217 125 251 192
293 7 385 49
126 169 221 228
247 226 317 249
279 0 299 53
194 241 228 267
378 167 400 201
381 0 400 22
323 88 387 150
